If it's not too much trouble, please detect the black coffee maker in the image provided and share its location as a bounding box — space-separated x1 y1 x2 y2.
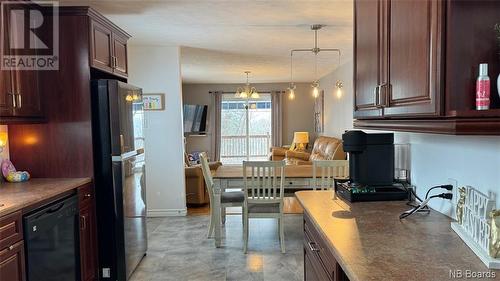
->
335 130 408 202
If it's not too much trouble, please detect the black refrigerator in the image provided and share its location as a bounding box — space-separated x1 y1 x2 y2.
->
91 80 147 281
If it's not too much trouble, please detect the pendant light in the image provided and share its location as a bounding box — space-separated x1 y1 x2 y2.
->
335 80 343 99
288 52 296 100
288 25 342 100
236 71 259 99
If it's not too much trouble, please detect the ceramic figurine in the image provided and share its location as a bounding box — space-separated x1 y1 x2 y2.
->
1 159 30 183
490 209 500 258
456 186 466 225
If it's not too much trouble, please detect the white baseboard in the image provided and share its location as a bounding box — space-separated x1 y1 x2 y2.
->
147 208 187 217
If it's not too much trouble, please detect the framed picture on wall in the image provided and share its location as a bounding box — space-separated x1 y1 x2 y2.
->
143 94 165 111
314 90 324 133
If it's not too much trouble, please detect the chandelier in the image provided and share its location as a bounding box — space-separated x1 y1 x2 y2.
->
288 25 341 99
235 71 260 99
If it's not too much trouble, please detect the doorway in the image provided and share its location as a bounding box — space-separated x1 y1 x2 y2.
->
220 93 272 165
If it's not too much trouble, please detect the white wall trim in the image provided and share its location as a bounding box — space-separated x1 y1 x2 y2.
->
147 208 187 217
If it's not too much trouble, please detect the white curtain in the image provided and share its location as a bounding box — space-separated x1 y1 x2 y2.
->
210 91 223 161
271 91 284 147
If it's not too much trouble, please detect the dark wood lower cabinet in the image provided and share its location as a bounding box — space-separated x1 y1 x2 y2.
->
303 212 349 281
79 184 98 281
0 241 26 281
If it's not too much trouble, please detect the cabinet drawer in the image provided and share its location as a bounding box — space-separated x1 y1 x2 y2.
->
78 184 94 207
0 211 23 250
304 236 332 281
304 213 336 280
0 240 25 281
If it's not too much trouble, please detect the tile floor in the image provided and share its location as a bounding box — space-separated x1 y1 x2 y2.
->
130 214 304 281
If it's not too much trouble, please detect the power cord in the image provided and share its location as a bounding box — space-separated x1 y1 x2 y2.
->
400 185 453 219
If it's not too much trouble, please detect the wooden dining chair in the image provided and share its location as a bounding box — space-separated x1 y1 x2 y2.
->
200 154 245 238
242 160 286 253
312 160 349 191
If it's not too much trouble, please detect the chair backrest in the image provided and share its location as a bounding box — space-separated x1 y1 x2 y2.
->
243 161 285 204
312 160 349 190
199 154 214 203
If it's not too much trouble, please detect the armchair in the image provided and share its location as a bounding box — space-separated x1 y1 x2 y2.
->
185 161 222 205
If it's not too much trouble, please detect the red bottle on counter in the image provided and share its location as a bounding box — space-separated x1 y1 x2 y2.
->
476 63 490 110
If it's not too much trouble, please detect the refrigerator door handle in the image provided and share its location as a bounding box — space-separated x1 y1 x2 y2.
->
111 150 142 162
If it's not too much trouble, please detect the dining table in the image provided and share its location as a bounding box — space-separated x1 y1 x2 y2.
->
210 164 337 247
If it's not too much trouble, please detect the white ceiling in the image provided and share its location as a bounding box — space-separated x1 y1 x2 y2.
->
60 0 354 83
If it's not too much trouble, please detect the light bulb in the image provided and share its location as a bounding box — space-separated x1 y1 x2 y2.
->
240 91 248 98
288 89 295 100
312 86 319 98
335 80 343 99
250 91 260 99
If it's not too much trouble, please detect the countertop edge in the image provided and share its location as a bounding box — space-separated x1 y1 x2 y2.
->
0 178 92 217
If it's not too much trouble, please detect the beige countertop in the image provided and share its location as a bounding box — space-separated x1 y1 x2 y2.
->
296 190 500 281
0 178 91 217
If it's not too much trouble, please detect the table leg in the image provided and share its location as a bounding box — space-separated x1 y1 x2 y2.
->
213 179 222 248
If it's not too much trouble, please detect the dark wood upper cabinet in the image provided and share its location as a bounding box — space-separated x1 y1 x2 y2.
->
354 0 500 135
353 0 384 119
384 0 443 117
89 12 130 78
12 70 42 117
112 33 128 77
0 2 43 122
90 20 114 74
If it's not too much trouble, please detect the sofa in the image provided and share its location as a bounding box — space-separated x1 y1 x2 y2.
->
270 136 346 165
185 161 222 205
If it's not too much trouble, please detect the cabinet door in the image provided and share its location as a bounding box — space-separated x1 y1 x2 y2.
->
354 0 385 119
0 3 15 118
384 0 443 117
0 241 26 281
90 20 113 74
79 203 97 281
112 33 128 77
12 70 42 117
304 249 322 281
0 70 15 118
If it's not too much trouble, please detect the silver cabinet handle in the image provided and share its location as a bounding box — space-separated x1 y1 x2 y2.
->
16 93 21 108
374 85 380 108
8 245 14 251
81 215 87 230
8 92 16 108
308 241 320 252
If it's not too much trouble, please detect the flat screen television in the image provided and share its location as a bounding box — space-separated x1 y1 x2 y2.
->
183 104 208 134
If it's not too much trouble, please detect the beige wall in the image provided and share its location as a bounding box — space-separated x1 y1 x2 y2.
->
182 82 317 155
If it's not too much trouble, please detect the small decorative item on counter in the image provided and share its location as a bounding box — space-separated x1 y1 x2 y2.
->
456 186 466 225
476 63 490 110
495 24 500 99
451 186 500 269
1 159 30 183
490 209 500 258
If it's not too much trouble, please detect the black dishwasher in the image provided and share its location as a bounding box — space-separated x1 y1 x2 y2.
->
24 195 79 281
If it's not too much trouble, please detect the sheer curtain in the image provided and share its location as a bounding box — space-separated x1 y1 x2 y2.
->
271 91 284 147
210 91 223 161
